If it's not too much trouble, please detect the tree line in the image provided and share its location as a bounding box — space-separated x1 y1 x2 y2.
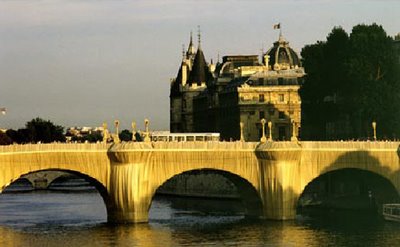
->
0 117 139 145
300 23 400 140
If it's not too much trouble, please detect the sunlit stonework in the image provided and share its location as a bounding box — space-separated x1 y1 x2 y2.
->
170 32 305 141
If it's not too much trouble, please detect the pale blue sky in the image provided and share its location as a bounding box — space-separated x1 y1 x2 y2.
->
1 0 399 131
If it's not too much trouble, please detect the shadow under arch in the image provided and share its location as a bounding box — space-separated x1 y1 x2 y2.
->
297 149 400 214
149 168 263 219
1 169 112 218
4 177 34 190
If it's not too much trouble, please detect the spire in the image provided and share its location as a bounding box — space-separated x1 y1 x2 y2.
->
187 35 212 86
197 25 201 48
186 31 195 57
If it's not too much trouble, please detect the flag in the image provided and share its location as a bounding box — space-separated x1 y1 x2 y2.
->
273 23 280 29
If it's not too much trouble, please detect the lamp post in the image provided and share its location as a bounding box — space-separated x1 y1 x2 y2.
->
240 122 245 142
102 122 109 143
260 119 267 143
372 121 377 141
268 121 273 141
114 120 120 143
131 121 137 141
291 120 298 142
0 108 6 133
144 119 151 142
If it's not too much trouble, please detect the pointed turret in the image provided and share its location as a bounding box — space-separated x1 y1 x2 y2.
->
187 49 209 86
187 28 212 86
186 31 196 59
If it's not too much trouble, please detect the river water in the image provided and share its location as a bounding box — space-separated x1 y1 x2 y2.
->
1 190 400 247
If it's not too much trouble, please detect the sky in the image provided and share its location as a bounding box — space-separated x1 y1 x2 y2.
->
0 0 399 131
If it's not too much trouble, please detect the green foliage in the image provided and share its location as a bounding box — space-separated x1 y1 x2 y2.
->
119 129 132 142
25 117 66 143
5 129 29 144
301 24 400 140
0 131 12 145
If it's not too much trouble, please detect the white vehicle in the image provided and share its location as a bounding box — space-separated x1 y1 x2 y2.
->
151 131 220 142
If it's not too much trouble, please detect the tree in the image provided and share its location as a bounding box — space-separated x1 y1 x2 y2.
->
119 129 132 142
25 118 66 143
6 128 30 144
301 23 400 140
0 131 12 145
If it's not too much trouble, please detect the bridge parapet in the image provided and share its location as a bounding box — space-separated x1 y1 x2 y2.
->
0 143 111 153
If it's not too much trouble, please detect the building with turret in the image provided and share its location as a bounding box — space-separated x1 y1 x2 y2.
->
170 31 305 141
170 32 214 133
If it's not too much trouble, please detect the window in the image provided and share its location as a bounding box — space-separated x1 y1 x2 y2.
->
259 94 265 102
269 109 275 116
279 111 285 119
259 111 265 119
279 94 284 102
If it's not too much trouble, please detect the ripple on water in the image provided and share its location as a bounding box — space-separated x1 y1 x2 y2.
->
1 191 400 246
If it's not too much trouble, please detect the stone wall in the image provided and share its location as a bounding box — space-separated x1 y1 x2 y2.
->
156 172 240 199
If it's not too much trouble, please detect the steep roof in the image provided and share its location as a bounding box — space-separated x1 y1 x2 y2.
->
187 47 212 85
170 64 183 97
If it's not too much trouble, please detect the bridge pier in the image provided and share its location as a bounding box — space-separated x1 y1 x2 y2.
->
107 207 149 224
257 142 302 220
107 158 153 224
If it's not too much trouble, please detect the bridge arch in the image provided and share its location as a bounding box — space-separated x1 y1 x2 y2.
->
1 169 111 208
150 168 263 218
297 167 400 214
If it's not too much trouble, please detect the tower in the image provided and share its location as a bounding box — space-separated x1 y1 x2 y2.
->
170 30 213 133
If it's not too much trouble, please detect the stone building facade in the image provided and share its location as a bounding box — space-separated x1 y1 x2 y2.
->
170 32 305 141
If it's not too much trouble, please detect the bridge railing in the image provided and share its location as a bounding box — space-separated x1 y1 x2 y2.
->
0 143 111 153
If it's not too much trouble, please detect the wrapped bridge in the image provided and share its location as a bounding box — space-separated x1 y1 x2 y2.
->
0 141 399 223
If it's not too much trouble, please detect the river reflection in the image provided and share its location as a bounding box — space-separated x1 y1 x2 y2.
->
1 191 400 246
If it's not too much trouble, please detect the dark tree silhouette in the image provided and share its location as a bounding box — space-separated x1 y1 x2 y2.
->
300 24 400 140
25 117 66 143
119 129 133 142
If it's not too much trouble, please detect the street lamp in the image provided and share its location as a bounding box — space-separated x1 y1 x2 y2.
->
372 121 377 141
0 108 6 134
268 121 273 141
260 119 267 143
144 119 151 142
